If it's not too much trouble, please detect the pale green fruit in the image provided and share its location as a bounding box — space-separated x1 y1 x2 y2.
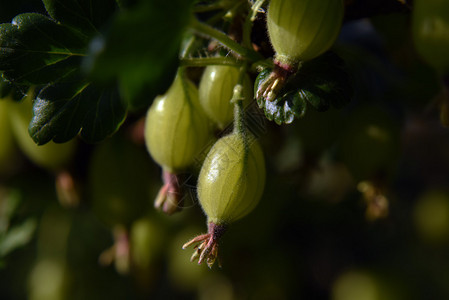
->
8 94 75 171
130 217 164 270
28 258 69 300
267 0 344 66
88 134 153 227
199 65 252 129
333 270 381 300
413 189 449 243
0 99 16 171
197 132 265 224
412 0 449 74
332 270 399 300
144 74 211 172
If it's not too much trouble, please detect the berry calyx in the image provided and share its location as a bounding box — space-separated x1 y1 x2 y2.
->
154 170 184 215
182 222 226 268
256 60 297 102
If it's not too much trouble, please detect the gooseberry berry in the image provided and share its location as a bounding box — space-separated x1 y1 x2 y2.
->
144 71 211 214
199 65 252 130
183 131 265 267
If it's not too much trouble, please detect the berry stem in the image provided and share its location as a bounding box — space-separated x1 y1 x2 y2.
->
180 57 241 68
189 18 263 62
250 0 268 21
177 68 195 108
241 1 254 50
179 35 197 59
231 65 249 136
232 85 245 135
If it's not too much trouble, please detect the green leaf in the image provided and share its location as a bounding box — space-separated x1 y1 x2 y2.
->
262 90 307 125
0 218 37 257
42 0 117 37
296 52 353 110
84 0 195 110
0 13 86 86
0 0 45 24
0 189 21 234
255 52 353 124
29 75 127 144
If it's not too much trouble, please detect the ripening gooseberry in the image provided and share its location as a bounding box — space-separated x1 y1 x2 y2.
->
183 131 266 268
144 71 211 214
257 0 344 102
197 132 266 224
267 0 344 67
199 65 252 130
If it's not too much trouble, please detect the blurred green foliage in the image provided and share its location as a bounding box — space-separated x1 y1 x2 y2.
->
1 1 449 300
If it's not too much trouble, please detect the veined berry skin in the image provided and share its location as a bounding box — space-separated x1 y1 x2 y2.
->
267 0 344 67
412 0 449 74
199 65 252 129
144 74 210 173
197 132 266 224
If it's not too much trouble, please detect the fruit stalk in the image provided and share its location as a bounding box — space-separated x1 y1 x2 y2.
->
232 65 249 135
180 57 240 68
189 18 263 62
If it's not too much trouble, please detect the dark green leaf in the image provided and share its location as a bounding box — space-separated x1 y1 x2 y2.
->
296 52 353 110
0 0 46 23
255 52 353 124
0 78 13 99
43 0 117 37
0 72 29 101
84 0 195 110
298 87 330 111
263 91 307 125
29 75 126 144
0 13 86 85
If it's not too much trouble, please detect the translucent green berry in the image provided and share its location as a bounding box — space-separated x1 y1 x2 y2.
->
144 73 210 172
267 0 344 67
199 65 252 130
197 132 266 224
